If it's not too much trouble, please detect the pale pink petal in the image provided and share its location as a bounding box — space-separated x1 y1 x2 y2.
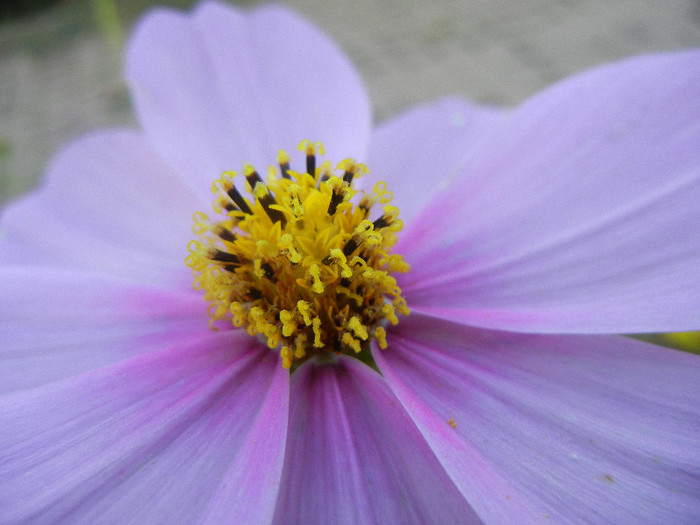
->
368 97 507 225
0 331 289 524
272 356 480 524
0 129 200 287
126 2 371 200
374 314 700 524
0 266 207 393
399 49 700 333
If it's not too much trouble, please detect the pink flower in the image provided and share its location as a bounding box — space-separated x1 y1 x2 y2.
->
2 2 699 523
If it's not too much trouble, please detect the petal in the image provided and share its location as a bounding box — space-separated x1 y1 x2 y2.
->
374 314 700 524
368 98 507 225
0 129 200 287
273 356 480 525
0 331 289 524
400 49 700 333
0 266 207 393
126 2 371 199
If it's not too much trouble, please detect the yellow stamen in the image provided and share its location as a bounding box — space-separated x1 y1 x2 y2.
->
312 317 323 348
374 326 388 349
347 316 369 341
186 140 410 369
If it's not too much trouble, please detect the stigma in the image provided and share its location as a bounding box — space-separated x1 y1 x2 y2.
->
186 140 410 370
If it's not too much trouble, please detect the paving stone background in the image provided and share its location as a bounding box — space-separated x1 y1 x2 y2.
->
1 0 699 204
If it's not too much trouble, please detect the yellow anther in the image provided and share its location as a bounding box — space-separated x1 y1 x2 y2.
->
353 220 382 247
187 239 202 253
279 234 302 264
248 306 265 327
381 275 400 295
337 158 356 173
364 231 382 246
185 242 204 269
309 264 324 294
380 205 400 226
212 195 231 215
294 334 308 359
261 330 275 347
187 141 410 370
277 149 290 165
192 212 211 235
383 204 399 217
385 254 411 273
325 176 344 192
312 317 323 348
255 239 270 256
341 332 362 353
266 331 280 349
297 300 313 326
348 256 375 279
382 303 399 325
230 302 247 327
298 139 325 156
288 185 304 217
336 158 353 169
374 326 388 349
253 182 269 199
212 171 236 194
336 285 363 306
280 346 293 369
298 139 311 153
354 219 373 235
253 258 264 278
373 181 393 203
394 296 410 315
280 310 297 337
347 316 369 340
336 159 369 181
327 248 352 278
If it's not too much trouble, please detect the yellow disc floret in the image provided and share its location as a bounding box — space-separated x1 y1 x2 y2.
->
185 141 410 369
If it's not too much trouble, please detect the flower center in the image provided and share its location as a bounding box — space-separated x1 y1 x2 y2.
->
186 140 410 369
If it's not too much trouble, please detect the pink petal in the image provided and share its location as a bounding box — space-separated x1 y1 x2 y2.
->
272 356 480 524
0 331 289 524
0 266 207 393
0 129 199 287
368 97 507 225
126 2 371 200
399 49 700 333
374 314 700 523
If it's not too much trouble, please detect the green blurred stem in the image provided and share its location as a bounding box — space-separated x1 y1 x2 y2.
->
92 0 124 63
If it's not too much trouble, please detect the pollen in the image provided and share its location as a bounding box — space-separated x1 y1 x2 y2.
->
186 140 410 370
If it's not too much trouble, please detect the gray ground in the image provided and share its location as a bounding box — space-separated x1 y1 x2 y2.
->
1 0 699 204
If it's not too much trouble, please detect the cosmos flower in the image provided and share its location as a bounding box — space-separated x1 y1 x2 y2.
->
1 2 699 523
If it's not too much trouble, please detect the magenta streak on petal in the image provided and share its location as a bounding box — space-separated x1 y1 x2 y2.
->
198 358 289 524
0 266 209 392
374 313 700 524
0 330 288 524
272 356 482 525
397 49 700 334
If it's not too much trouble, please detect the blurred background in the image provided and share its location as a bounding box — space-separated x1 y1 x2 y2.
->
3 0 700 204
1 0 699 350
